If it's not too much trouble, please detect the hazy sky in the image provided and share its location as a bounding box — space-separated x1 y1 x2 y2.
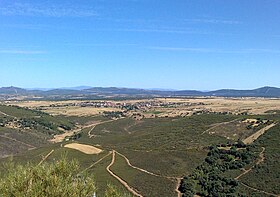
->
0 0 279 90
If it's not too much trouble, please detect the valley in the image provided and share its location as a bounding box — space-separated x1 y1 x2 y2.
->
0 97 279 196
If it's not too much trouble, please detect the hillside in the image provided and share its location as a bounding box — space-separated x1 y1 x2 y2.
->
1 108 279 196
0 86 280 99
207 87 280 97
0 105 74 158
0 86 28 95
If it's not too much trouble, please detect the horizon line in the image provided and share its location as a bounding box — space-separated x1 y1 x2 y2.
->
0 85 278 92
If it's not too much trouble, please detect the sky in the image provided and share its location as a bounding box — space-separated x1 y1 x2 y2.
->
0 0 279 90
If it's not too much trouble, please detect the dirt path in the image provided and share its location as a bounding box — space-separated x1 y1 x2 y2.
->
0 134 35 149
50 119 114 143
116 151 162 177
88 119 115 138
106 150 143 197
49 121 103 143
240 182 279 197
235 147 265 180
83 151 112 172
243 123 277 144
175 178 182 197
116 151 178 179
87 124 98 138
0 110 16 118
201 118 240 135
49 127 82 143
38 149 54 165
256 147 265 165
116 151 182 197
235 147 279 196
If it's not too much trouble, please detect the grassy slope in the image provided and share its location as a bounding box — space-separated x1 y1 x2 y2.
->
87 154 128 196
0 105 76 157
213 114 280 196
0 143 127 196
120 149 206 177
82 114 279 196
111 153 177 197
75 114 240 195
60 115 111 125
239 123 280 195
1 112 279 196
0 105 74 133
87 115 236 151
0 126 50 158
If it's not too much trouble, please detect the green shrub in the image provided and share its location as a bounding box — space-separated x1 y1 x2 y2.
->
0 157 96 197
104 184 132 197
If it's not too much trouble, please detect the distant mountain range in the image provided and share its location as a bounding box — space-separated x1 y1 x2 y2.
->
0 86 280 99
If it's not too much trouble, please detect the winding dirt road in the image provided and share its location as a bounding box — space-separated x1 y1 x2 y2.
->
236 147 279 197
235 147 265 180
116 151 182 197
201 118 240 135
87 120 115 138
50 119 115 143
106 150 143 197
243 123 277 144
240 182 279 197
116 151 178 179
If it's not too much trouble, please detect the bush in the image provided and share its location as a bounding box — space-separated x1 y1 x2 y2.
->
105 184 132 197
0 157 96 197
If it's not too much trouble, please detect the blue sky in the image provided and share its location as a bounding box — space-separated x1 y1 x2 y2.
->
0 0 279 90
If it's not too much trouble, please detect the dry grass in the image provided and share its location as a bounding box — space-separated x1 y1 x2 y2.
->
64 143 102 154
155 97 280 115
44 106 121 116
5 97 280 117
4 100 121 116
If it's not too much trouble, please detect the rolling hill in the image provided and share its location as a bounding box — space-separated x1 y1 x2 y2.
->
0 86 280 99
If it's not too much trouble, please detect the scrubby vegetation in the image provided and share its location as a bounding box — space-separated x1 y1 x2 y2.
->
65 132 82 141
103 111 125 119
111 153 177 197
105 184 132 197
89 114 236 151
239 124 280 194
0 105 74 135
0 157 96 196
179 141 255 196
0 155 132 197
0 108 278 197
0 105 78 158
264 109 280 114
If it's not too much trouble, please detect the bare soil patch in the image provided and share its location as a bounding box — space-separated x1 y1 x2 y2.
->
243 123 277 144
64 143 102 154
49 129 80 143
